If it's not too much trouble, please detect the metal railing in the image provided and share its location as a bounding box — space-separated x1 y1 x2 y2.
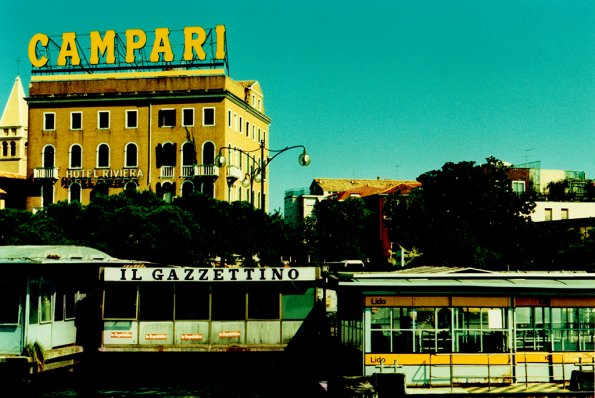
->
33 167 59 179
160 166 174 178
195 164 220 178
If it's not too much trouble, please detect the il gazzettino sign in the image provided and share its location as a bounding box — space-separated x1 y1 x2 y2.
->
104 267 318 282
28 25 227 74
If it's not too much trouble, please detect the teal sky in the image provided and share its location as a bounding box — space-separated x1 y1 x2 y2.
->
1 0 594 212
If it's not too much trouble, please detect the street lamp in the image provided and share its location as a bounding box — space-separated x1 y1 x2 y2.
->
216 140 311 212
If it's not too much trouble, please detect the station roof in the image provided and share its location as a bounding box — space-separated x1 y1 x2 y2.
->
332 267 595 294
0 245 144 266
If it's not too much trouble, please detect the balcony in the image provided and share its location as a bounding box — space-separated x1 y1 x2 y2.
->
160 166 175 178
33 167 59 180
181 165 195 178
195 164 220 179
226 165 243 182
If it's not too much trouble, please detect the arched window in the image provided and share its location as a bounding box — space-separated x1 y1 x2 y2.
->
69 183 81 203
41 183 53 207
182 142 196 166
91 182 109 201
201 181 214 198
181 180 194 197
97 144 110 168
202 142 215 164
162 182 174 203
43 145 55 168
125 181 138 192
69 144 82 169
125 143 138 167
9 141 16 157
1 142 7 157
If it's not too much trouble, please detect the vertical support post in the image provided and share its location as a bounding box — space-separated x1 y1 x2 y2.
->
525 353 529 389
260 139 265 212
561 353 566 388
429 354 432 388
450 353 454 391
487 354 491 391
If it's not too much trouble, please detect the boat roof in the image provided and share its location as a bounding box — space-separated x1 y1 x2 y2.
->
0 245 144 266
332 267 595 294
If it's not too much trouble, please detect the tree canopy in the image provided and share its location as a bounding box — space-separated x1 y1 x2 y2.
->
0 191 290 267
385 157 537 269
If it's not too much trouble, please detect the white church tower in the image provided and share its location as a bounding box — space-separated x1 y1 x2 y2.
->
0 76 28 176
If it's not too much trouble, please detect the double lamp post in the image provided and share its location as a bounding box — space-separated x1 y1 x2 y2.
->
215 140 311 212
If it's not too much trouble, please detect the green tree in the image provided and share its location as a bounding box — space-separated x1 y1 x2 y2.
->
313 197 375 262
387 157 535 269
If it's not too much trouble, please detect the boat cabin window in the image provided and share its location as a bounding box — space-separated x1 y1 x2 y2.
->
54 283 77 322
29 281 52 324
0 280 19 324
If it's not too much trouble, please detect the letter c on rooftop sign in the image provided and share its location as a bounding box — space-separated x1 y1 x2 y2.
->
28 33 49 68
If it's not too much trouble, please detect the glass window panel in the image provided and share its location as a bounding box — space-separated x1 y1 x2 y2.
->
211 285 245 321
515 307 531 328
415 308 436 330
54 289 64 322
139 284 174 321
580 329 594 351
29 283 39 324
40 282 52 323
175 285 209 320
392 330 413 353
103 284 137 319
65 288 76 320
248 286 279 320
371 330 391 353
282 287 314 320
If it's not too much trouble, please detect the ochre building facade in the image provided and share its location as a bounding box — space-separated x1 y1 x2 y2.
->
26 71 270 210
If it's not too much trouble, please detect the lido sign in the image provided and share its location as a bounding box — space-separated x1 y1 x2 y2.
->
28 25 226 72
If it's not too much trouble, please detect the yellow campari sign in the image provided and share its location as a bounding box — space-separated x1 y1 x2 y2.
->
28 25 226 69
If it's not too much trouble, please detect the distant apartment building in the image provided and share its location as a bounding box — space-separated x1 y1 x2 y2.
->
507 162 595 223
284 178 419 227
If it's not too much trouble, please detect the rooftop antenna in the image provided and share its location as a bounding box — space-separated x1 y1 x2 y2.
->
524 148 535 163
